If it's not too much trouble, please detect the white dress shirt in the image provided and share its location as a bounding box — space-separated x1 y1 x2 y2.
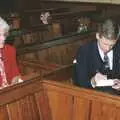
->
97 43 113 70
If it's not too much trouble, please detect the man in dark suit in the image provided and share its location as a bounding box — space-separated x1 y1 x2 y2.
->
74 19 120 91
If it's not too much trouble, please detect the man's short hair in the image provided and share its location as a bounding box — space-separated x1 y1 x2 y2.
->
97 19 120 40
0 17 9 32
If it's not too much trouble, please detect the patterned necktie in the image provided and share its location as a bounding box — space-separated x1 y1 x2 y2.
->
104 53 110 70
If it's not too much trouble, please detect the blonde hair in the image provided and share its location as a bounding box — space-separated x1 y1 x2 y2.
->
0 17 9 32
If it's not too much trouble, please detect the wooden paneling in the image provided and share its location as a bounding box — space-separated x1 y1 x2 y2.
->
18 32 95 70
17 32 94 55
90 101 118 120
42 79 120 120
0 77 52 120
72 97 90 120
44 64 73 82
35 90 52 120
7 95 40 120
46 90 73 120
1 71 120 120
17 32 94 81
0 106 9 120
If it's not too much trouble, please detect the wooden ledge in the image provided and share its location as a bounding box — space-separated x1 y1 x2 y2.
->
42 80 120 106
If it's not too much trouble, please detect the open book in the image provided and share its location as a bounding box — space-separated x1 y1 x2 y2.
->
96 79 114 87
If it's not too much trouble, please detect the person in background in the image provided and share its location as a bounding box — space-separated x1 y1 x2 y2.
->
0 17 23 89
73 18 120 91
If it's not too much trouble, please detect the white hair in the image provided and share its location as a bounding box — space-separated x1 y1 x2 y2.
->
0 17 9 32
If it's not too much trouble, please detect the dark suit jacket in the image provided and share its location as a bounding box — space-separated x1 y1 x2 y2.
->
74 40 120 91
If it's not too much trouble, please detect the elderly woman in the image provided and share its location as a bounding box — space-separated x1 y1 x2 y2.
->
0 17 23 89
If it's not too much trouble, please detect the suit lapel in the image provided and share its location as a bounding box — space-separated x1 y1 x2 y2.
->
113 45 120 73
94 41 104 72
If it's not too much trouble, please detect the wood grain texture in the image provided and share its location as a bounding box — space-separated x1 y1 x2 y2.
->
7 95 40 120
1 66 120 120
72 97 90 120
35 90 52 120
42 80 120 120
46 90 73 120
0 106 9 120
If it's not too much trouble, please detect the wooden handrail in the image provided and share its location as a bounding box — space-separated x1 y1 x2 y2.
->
42 80 120 102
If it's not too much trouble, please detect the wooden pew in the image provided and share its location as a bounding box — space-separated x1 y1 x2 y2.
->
17 32 94 81
17 32 95 66
43 65 120 120
0 77 52 120
0 65 120 120
42 80 120 120
22 7 70 28
14 5 98 47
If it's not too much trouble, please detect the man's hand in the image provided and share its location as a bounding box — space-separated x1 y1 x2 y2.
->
91 72 107 88
95 72 107 81
91 73 117 88
112 79 120 90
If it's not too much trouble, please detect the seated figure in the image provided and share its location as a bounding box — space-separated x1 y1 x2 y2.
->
73 18 120 91
0 17 23 89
